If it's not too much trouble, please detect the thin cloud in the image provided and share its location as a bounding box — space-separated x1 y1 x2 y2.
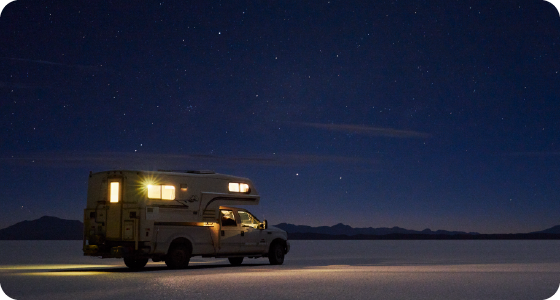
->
0 152 378 169
1 57 104 71
291 122 431 138
0 81 44 89
2 57 70 66
0 152 272 169
506 152 560 157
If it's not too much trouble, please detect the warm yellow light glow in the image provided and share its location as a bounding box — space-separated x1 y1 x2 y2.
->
229 182 249 193
147 184 161 199
0 264 116 270
162 185 175 200
147 184 175 200
240 183 250 193
25 271 105 276
229 182 239 192
109 182 119 203
137 173 163 198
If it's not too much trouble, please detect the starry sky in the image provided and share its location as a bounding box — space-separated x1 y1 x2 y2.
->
1 0 559 233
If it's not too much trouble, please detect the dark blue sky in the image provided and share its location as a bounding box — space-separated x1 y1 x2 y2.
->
1 0 559 233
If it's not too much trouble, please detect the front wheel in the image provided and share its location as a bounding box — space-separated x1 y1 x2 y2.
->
268 242 285 265
124 258 148 269
228 257 244 265
165 245 191 269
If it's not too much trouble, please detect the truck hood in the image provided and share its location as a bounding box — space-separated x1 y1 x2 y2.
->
267 225 288 236
267 225 283 231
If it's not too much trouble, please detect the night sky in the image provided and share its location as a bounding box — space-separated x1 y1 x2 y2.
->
1 0 559 233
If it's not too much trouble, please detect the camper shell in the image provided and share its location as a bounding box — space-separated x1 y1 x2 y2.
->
83 170 289 269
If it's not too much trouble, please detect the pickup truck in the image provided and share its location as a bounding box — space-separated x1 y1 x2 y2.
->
83 170 290 269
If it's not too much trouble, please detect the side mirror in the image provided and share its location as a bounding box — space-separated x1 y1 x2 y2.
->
258 220 268 230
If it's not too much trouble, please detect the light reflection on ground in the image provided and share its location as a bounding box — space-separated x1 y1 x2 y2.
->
1 241 560 299
6 262 560 278
0 264 117 271
23 271 107 276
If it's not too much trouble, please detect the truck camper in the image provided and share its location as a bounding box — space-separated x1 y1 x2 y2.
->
83 170 290 269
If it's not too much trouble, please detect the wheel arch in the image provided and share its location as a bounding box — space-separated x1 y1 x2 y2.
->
168 237 193 254
269 238 288 254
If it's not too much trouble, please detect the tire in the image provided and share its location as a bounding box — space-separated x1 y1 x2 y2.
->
228 257 244 266
124 258 148 269
165 245 191 269
268 242 285 265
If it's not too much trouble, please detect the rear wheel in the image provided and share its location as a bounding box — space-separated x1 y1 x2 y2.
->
268 242 285 265
228 257 244 266
165 245 191 269
124 258 148 269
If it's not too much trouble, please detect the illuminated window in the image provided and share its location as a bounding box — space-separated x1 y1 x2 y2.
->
109 182 120 203
180 184 188 192
239 183 249 193
228 182 239 192
147 184 175 200
162 185 175 200
147 185 161 199
228 183 250 193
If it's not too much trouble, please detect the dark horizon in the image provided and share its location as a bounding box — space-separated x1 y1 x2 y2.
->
2 215 560 236
1 1 559 234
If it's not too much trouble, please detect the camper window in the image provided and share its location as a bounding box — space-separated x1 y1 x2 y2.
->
147 184 176 200
109 181 120 203
147 185 161 199
162 185 175 200
228 182 250 193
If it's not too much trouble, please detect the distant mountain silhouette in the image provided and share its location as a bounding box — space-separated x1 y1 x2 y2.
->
1 216 559 240
275 222 481 236
0 216 83 240
531 225 560 235
276 223 560 240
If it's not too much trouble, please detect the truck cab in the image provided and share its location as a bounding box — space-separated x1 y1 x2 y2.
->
83 170 290 269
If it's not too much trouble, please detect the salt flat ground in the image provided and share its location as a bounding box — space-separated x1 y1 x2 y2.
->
1 240 560 300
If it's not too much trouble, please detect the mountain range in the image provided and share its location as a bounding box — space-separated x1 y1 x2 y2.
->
1 216 559 240
274 223 560 240
274 223 482 236
0 216 83 240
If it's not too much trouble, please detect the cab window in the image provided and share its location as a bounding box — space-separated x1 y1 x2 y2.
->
238 211 260 228
221 210 237 227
